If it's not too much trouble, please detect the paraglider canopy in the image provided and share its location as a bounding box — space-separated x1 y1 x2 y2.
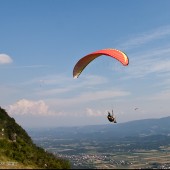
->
73 48 129 78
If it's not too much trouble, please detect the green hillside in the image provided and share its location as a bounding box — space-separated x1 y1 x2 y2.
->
0 107 70 169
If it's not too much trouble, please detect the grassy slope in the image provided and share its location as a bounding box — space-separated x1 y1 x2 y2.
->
0 107 70 169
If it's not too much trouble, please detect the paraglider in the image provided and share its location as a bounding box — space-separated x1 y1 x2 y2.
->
73 48 129 78
107 110 117 123
73 48 129 124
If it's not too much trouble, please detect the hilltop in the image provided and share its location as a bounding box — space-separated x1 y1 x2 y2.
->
0 107 70 169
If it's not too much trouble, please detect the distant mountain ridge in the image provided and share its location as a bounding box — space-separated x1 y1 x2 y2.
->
0 107 70 169
27 116 170 140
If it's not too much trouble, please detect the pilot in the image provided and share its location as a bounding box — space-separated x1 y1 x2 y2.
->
107 111 117 123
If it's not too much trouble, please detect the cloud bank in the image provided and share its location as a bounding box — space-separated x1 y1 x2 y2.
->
7 99 55 116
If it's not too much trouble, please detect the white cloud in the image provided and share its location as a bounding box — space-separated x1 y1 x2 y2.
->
42 74 107 87
125 46 170 79
121 25 170 49
78 89 130 102
33 74 108 97
148 89 170 101
150 60 170 73
47 89 130 108
6 99 57 116
38 88 71 96
0 54 13 64
85 108 104 117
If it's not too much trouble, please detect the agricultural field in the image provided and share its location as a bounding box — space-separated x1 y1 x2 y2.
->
28 117 170 169
33 136 170 169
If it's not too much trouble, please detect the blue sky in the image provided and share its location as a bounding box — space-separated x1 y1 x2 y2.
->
0 0 170 128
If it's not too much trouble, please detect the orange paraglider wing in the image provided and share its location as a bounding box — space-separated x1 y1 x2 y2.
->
73 48 129 78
